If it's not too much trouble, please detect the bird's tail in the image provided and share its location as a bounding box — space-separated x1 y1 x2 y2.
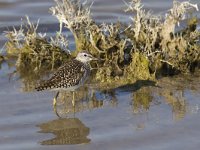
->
35 81 55 91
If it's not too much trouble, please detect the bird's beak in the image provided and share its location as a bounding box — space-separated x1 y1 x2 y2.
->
89 55 98 61
92 56 99 61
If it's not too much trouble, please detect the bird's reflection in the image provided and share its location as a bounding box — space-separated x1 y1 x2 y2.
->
37 118 90 145
53 86 118 117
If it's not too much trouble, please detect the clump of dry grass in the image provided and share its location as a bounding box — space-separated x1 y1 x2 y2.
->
2 0 200 90
4 16 70 71
50 0 93 46
125 0 200 75
4 16 71 91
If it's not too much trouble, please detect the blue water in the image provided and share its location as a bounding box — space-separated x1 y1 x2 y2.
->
0 0 200 150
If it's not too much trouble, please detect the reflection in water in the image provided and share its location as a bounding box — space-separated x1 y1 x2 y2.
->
12 63 200 128
8 62 53 92
37 118 90 145
160 90 187 121
133 112 148 130
53 80 157 117
157 76 200 121
132 87 153 113
12 55 199 123
54 87 118 117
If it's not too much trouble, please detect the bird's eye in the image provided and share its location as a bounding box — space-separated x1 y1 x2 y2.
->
84 54 87 57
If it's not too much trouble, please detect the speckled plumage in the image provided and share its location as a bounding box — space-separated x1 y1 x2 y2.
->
36 56 91 91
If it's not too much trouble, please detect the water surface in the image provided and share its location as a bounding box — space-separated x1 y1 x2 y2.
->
0 0 200 150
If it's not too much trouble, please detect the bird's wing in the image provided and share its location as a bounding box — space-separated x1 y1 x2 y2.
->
35 59 86 91
46 60 86 88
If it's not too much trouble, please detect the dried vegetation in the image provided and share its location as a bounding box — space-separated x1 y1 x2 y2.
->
2 0 200 89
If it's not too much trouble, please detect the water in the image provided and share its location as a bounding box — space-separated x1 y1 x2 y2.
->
0 0 200 150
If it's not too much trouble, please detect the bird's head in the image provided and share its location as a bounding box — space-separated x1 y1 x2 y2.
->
75 51 98 63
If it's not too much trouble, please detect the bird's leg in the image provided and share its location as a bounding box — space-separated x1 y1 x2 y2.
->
72 91 76 114
88 88 95 101
53 91 60 117
72 91 75 107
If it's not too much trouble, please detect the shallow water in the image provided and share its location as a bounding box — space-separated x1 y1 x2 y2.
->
0 0 200 150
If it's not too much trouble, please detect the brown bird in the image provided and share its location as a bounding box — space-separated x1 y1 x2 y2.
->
36 51 97 116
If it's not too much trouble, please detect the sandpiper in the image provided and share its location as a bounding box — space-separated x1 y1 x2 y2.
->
36 51 97 116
